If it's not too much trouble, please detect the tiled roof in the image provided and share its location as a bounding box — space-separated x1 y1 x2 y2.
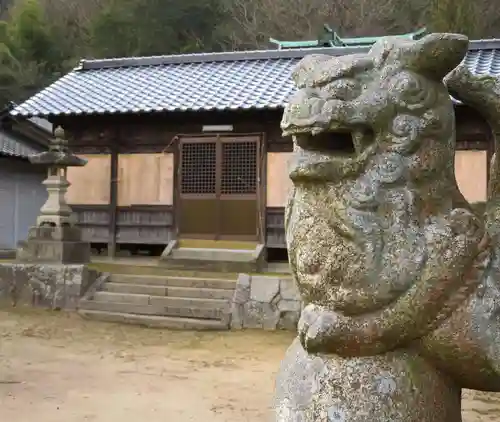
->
11 39 500 118
28 116 52 133
0 130 43 158
463 47 500 75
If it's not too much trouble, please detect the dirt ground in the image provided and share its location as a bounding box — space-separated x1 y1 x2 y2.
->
0 308 498 421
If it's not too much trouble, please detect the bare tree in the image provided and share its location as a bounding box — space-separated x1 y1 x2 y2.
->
224 0 500 51
224 0 427 50
40 0 107 26
37 0 110 61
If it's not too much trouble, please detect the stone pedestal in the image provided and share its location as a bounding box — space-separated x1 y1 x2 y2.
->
17 226 90 264
275 339 462 422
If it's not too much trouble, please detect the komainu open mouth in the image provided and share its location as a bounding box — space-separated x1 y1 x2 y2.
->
288 128 376 182
296 132 355 155
295 128 373 157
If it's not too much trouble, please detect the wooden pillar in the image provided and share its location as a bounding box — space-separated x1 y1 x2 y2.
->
108 138 119 257
259 133 266 244
486 128 494 191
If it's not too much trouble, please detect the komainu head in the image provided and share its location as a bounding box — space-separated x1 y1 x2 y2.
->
282 33 469 184
283 33 490 358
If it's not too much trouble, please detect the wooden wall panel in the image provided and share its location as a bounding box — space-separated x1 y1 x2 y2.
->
266 152 293 207
118 153 174 206
73 205 174 245
66 154 111 204
266 207 286 248
455 150 487 203
117 206 174 244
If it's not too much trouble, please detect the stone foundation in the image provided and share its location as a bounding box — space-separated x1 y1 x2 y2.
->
0 263 98 309
16 226 90 264
230 274 302 331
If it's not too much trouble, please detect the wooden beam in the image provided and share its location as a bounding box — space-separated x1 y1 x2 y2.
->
107 139 119 257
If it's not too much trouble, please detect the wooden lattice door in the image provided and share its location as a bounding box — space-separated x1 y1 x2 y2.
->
219 137 259 239
178 138 218 238
178 135 260 240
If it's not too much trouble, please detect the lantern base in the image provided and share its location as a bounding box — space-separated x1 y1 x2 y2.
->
16 226 90 264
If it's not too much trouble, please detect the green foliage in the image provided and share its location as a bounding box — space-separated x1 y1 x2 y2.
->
7 0 55 66
0 0 61 106
0 42 20 100
425 0 480 37
89 0 228 58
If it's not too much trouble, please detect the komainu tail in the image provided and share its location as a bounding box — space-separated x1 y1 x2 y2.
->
445 64 500 241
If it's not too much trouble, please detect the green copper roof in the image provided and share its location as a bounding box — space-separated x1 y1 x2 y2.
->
270 26 427 49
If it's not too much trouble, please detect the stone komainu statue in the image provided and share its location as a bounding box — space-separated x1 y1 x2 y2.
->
275 33 500 421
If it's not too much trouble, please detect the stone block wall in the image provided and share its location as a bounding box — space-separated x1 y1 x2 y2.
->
0 263 97 309
230 274 302 331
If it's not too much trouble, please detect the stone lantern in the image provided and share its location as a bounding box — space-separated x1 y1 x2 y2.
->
16 127 91 264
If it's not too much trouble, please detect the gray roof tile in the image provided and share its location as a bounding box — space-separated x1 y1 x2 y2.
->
28 116 53 132
11 40 500 118
0 130 43 158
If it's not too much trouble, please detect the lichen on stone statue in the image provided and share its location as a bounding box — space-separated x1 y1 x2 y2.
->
275 33 500 421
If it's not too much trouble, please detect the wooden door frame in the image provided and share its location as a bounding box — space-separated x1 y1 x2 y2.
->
218 135 260 241
174 133 265 242
177 136 218 239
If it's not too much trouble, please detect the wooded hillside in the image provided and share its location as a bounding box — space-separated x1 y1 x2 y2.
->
1 0 499 108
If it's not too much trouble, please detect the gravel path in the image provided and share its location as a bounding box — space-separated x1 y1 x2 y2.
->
0 308 497 421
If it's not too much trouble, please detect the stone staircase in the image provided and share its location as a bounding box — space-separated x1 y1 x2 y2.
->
160 239 266 272
78 272 236 330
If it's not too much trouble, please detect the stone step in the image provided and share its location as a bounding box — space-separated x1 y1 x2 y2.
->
78 310 228 330
177 239 257 250
161 258 258 273
109 273 236 290
0 249 16 259
171 247 256 262
79 299 226 320
103 282 235 300
93 291 229 310
89 260 237 279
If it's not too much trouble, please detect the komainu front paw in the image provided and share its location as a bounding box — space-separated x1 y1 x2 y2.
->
298 304 338 354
